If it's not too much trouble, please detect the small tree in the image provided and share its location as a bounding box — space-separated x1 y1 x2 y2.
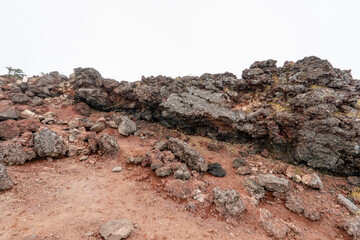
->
6 67 26 79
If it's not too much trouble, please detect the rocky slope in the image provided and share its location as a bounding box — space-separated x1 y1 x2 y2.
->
1 56 360 239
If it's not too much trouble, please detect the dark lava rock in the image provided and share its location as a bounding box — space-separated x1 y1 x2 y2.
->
207 162 226 177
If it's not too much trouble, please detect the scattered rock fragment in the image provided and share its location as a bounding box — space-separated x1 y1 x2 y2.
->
236 166 251 175
155 165 172 177
90 121 106 133
174 165 191 180
301 173 323 190
0 101 20 121
233 158 247 168
257 174 290 193
150 159 164 170
167 138 208 172
207 162 226 177
259 208 290 239
118 116 137 136
213 187 246 217
337 194 360 215
303 208 321 221
112 166 123 172
348 176 360 186
99 219 133 240
285 193 304 214
126 156 143 165
0 163 13 191
341 216 360 239
0 142 36 165
243 178 266 201
98 133 120 156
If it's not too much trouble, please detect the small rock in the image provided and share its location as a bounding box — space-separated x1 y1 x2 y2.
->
118 116 137 136
0 163 13 191
174 167 191 180
233 158 247 168
257 174 290 193
260 149 269 158
153 141 167 151
337 194 360 215
303 208 321 221
155 165 172 177
31 97 44 106
186 202 197 212
167 138 208 172
99 219 133 240
90 122 106 133
285 193 304 214
341 216 360 239
126 156 143 165
112 166 123 172
21 109 36 118
301 173 323 190
98 133 120 156
207 162 226 177
259 208 290 239
243 178 266 201
80 155 88 161
108 121 117 128
348 176 360 186
42 118 55 125
213 187 246 217
193 189 206 202
150 160 164 171
236 166 251 175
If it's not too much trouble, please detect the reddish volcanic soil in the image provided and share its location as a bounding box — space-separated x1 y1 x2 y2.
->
0 116 353 239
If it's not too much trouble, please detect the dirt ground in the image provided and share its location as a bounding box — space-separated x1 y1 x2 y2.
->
0 126 353 240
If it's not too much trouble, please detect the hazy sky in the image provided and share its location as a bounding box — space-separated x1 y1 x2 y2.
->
0 0 359 81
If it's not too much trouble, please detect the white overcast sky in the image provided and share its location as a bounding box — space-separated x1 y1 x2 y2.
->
0 0 359 81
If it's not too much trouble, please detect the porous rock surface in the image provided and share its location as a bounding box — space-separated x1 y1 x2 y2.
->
67 56 360 175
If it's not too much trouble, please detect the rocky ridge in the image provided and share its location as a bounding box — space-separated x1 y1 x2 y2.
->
1 56 360 239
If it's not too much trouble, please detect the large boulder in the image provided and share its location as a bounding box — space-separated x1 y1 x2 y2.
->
167 138 208 172
0 163 13 191
33 128 67 158
213 187 246 217
0 142 36 165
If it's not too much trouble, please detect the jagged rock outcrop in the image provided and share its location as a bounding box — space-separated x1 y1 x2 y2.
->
2 56 359 175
